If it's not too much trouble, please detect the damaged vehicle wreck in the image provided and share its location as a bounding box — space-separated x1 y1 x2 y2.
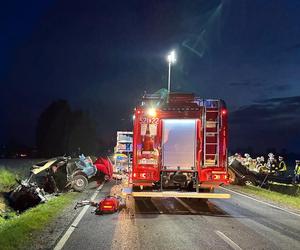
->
7 155 107 212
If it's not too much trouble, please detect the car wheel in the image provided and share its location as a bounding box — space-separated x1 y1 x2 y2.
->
244 176 257 186
72 175 88 192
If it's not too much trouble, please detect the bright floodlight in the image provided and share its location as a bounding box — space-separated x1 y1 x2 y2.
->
147 108 157 117
167 50 176 64
167 50 176 93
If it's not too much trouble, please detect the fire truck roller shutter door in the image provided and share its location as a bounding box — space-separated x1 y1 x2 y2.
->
162 119 197 170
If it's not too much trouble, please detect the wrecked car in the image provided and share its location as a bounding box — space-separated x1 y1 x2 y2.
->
7 155 106 212
6 178 47 212
228 158 294 187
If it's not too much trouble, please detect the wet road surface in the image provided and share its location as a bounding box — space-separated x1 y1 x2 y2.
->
58 182 300 250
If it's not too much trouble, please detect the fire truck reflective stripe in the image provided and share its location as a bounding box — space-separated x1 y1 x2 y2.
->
131 191 230 199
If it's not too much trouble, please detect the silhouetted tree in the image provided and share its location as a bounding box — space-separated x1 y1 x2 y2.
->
36 100 71 157
67 110 98 156
36 100 98 157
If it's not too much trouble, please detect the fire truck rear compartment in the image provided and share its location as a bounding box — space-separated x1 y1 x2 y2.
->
159 119 197 189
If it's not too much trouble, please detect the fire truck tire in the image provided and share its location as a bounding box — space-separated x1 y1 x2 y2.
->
72 175 88 192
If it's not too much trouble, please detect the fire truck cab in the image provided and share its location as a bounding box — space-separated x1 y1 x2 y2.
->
124 92 230 199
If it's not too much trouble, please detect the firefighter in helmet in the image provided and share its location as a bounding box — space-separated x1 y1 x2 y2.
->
267 153 277 174
256 156 264 173
243 153 252 169
234 153 243 163
277 156 287 176
294 160 300 184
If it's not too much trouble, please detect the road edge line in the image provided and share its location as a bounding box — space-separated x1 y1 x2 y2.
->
220 186 300 218
54 183 105 250
215 230 242 250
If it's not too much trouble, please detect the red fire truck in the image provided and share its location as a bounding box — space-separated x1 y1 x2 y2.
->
124 92 230 199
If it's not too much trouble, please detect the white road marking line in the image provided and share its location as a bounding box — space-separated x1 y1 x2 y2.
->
215 230 242 250
54 183 105 250
174 197 197 213
220 186 300 218
149 198 164 214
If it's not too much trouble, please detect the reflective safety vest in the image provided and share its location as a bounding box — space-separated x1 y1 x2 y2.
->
295 164 300 175
278 161 287 172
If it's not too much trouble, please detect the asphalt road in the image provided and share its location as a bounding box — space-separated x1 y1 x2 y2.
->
57 182 300 250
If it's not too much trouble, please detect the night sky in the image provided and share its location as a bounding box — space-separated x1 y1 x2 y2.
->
1 0 300 154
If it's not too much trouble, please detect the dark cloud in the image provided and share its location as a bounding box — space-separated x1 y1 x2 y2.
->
228 80 291 95
284 43 300 52
230 96 300 153
228 80 263 87
273 84 290 92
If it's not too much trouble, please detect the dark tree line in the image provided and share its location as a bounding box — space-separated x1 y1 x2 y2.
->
36 100 99 157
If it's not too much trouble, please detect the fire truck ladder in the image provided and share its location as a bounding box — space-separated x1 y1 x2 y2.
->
203 100 220 167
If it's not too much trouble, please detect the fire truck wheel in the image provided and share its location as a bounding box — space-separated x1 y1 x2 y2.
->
72 175 88 192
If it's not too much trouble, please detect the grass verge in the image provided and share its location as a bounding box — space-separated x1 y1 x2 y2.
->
235 185 300 210
0 169 17 192
0 192 78 250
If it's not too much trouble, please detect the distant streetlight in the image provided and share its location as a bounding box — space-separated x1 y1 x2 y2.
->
166 50 176 93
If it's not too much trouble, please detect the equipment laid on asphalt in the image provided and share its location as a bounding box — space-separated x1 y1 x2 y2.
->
124 91 230 199
75 195 123 214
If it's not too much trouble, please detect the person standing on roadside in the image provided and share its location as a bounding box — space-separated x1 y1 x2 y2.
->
278 156 287 177
294 160 300 184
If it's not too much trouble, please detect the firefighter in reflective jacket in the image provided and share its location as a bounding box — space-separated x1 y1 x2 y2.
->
278 156 287 176
294 160 300 184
